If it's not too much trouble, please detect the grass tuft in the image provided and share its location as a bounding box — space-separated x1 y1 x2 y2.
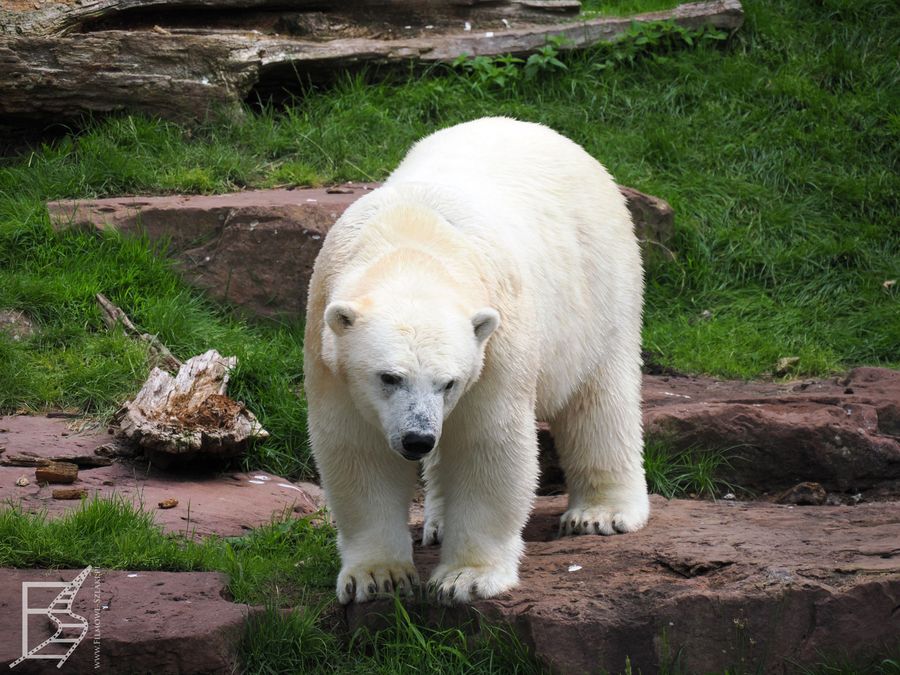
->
644 439 739 499
242 597 545 674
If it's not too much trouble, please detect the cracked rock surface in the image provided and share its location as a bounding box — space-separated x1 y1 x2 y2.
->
355 494 900 674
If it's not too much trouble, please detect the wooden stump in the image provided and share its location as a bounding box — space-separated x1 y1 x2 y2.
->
115 349 268 464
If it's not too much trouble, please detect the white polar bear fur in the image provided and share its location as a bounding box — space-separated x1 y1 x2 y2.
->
304 117 649 605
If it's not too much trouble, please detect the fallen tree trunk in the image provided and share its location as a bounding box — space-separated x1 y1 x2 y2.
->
0 0 743 124
2 0 580 38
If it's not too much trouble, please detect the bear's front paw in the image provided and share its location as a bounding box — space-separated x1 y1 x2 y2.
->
559 493 649 537
421 515 444 546
427 564 517 605
337 560 420 604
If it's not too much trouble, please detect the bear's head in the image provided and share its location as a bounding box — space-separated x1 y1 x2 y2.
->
322 292 500 461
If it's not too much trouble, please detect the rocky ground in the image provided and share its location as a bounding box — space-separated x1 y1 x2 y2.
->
0 415 323 537
1 366 897 673
388 495 900 674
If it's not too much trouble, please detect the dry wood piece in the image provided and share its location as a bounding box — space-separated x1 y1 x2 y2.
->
35 461 79 484
52 487 88 500
1 452 51 467
96 293 182 373
115 349 268 462
158 497 179 509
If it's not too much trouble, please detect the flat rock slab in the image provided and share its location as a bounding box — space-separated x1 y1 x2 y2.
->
0 415 323 537
0 568 258 674
352 494 900 674
0 414 114 467
642 366 900 496
535 367 900 498
48 182 674 318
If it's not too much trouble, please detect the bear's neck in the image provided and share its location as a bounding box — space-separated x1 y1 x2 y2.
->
345 204 491 308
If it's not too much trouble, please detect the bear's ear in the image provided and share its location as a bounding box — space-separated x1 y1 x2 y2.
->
472 308 500 343
325 301 360 336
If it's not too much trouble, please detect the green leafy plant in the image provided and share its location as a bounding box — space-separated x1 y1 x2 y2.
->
524 36 572 79
590 20 729 72
451 22 727 91
451 54 524 91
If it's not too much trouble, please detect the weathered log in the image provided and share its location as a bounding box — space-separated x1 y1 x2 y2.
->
96 293 182 373
2 0 580 38
1 453 50 467
115 349 268 464
0 0 743 124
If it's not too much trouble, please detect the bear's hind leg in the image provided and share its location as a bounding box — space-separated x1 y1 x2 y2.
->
551 361 649 536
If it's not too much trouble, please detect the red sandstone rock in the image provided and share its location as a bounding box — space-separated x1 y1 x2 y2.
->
0 415 114 468
48 185 374 318
642 366 900 494
351 494 900 674
0 569 259 674
47 182 674 318
535 367 900 497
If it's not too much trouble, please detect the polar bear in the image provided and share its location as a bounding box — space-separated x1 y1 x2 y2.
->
304 117 648 605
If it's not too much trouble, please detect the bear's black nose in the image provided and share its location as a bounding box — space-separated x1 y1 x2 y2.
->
401 432 435 459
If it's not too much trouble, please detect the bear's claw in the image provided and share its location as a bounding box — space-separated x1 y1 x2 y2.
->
558 498 649 537
428 565 516 605
337 561 419 604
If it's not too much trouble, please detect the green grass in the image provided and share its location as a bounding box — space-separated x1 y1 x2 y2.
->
0 497 544 673
795 653 900 675
0 496 338 605
0 228 312 476
242 599 545 674
644 439 739 498
1 0 898 482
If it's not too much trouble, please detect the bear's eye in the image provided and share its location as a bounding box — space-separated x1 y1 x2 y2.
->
444 380 456 393
380 373 402 386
